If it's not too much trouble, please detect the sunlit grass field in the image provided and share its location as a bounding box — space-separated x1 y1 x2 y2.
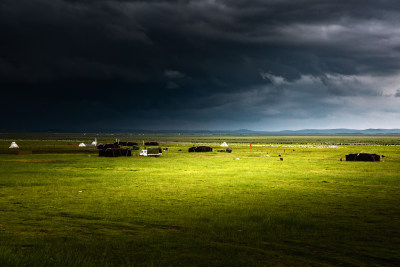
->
0 134 399 266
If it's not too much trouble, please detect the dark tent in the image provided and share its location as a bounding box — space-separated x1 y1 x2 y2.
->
127 142 138 146
217 148 232 153
188 146 213 152
99 148 132 157
145 141 159 146
346 153 380 161
98 143 119 150
97 143 104 149
115 142 138 146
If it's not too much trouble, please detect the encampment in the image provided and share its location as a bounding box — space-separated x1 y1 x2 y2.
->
9 142 19 149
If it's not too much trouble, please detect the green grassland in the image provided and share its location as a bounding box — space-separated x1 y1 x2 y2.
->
0 134 399 266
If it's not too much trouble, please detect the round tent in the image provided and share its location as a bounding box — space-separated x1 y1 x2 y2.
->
9 142 19 148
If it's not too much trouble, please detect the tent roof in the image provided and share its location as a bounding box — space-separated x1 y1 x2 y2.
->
9 142 19 148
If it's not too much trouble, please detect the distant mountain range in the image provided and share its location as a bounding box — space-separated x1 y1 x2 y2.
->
94 128 400 135
149 128 400 135
261 128 400 135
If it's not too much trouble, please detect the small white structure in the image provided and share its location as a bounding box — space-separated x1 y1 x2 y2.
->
9 142 19 148
140 149 147 156
220 142 228 147
78 143 86 147
91 138 98 146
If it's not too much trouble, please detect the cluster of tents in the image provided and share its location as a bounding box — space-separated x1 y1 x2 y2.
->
98 140 231 157
99 147 132 157
7 140 383 162
78 138 98 147
97 141 163 157
189 142 232 153
98 141 138 157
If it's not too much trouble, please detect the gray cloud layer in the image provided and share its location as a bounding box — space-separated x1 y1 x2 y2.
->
1 0 400 130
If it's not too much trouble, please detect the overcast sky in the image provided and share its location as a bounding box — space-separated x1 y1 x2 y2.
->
2 0 400 131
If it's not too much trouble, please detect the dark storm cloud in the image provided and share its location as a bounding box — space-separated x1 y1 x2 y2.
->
1 0 400 131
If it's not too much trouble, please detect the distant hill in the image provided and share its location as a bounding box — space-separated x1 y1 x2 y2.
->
94 128 400 135
145 128 400 135
272 128 400 135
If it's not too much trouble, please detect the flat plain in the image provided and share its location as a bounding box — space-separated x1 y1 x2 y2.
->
0 134 399 266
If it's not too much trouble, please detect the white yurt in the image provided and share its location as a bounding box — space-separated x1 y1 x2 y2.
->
9 142 19 148
220 142 228 147
91 138 98 146
78 143 86 147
